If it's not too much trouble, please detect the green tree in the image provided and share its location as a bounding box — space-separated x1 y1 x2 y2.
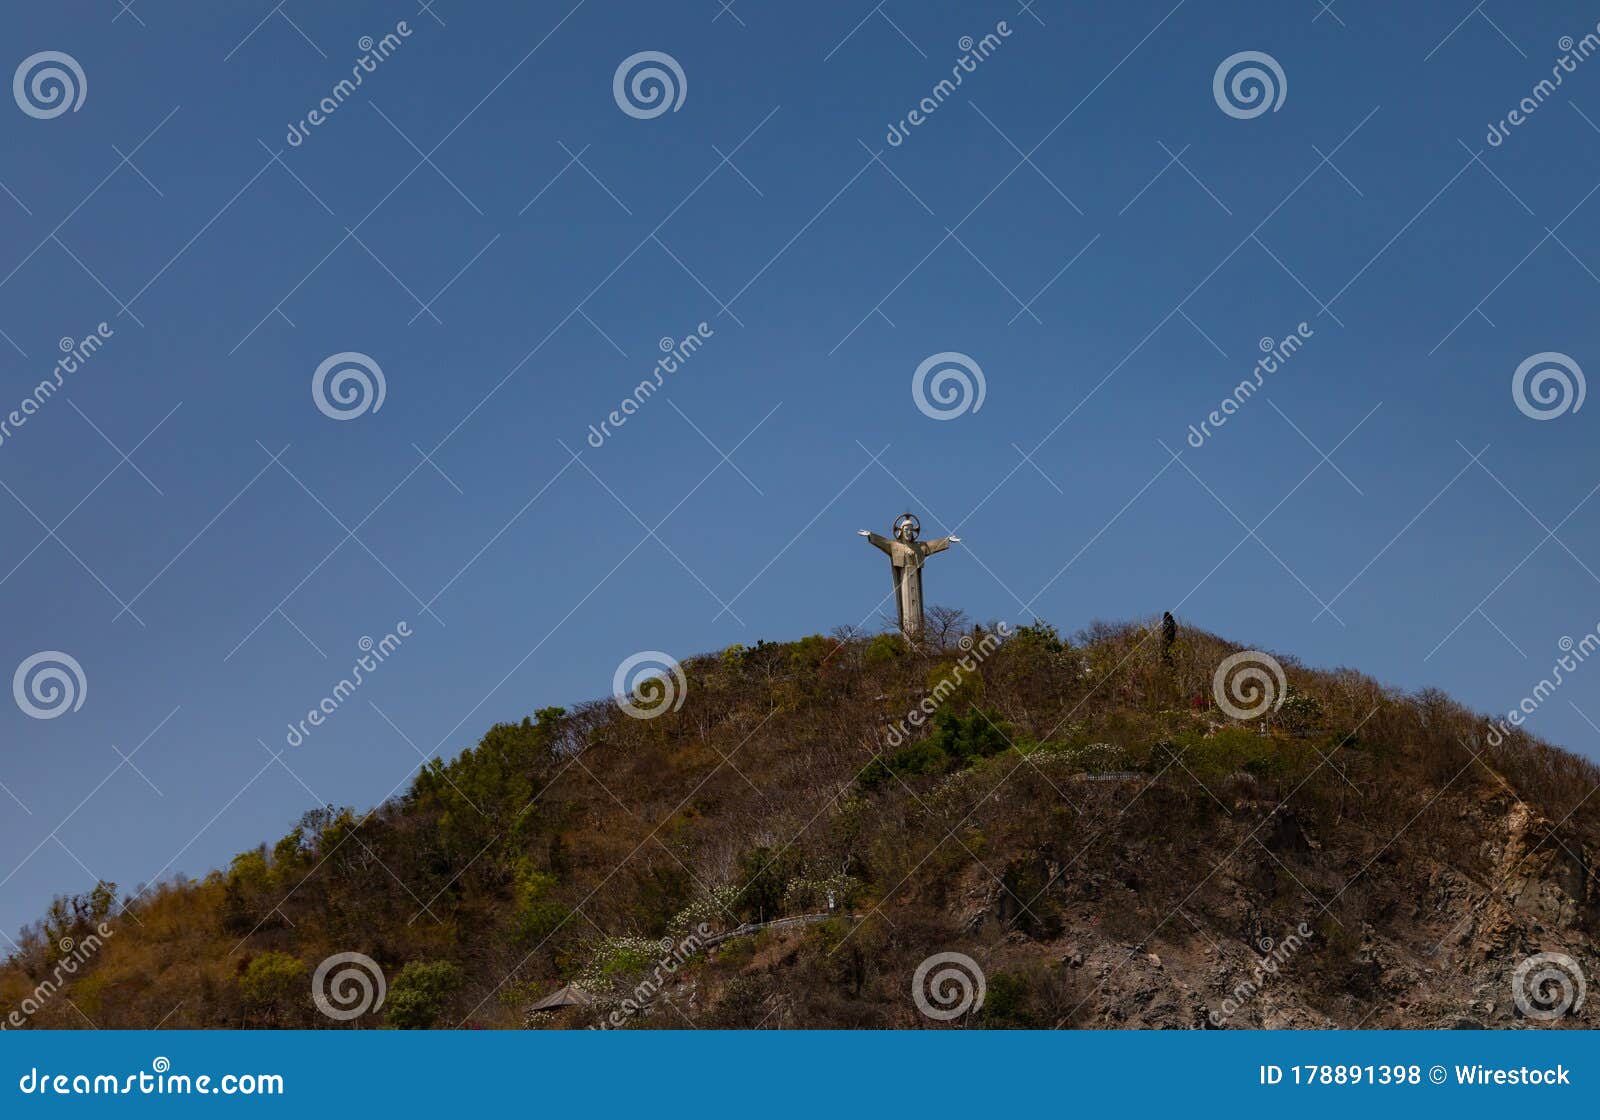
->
928 707 1013 763
1009 622 1064 653
239 951 307 1023
863 633 908 666
385 960 462 1029
735 846 797 923
512 858 567 945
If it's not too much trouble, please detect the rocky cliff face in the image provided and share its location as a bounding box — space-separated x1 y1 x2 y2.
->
541 729 1599 1031
609 792 1596 1031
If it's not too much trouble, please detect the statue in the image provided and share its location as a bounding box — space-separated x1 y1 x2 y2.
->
857 513 959 644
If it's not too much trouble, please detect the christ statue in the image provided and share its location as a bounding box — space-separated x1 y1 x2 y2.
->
858 513 960 644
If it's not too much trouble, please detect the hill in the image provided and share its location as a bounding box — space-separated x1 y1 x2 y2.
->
4 615 1597 1029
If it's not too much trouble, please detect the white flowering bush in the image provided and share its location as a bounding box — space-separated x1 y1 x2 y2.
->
781 873 860 913
667 885 741 940
1073 741 1130 772
923 767 983 819
577 935 663 992
1025 740 1128 772
1272 687 1325 734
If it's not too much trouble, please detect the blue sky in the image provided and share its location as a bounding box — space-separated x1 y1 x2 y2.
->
2 0 1599 939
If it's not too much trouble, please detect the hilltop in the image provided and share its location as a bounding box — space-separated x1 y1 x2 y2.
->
4 615 1597 1029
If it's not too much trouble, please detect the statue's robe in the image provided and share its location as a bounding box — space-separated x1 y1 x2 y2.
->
864 532 952 643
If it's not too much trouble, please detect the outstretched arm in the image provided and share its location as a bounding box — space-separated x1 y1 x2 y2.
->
922 535 960 555
858 529 894 556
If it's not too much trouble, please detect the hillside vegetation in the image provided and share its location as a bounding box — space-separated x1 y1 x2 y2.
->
4 615 1598 1029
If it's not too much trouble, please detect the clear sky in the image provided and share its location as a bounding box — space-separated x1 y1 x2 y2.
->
2 0 1598 939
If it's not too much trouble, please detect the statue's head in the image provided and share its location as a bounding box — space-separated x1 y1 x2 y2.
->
893 513 920 542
